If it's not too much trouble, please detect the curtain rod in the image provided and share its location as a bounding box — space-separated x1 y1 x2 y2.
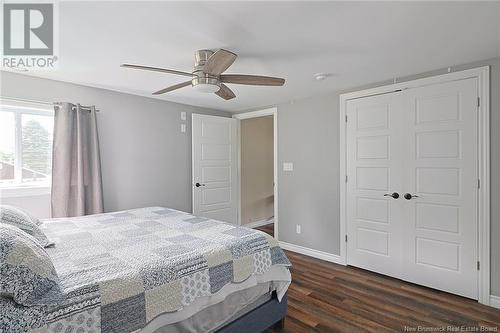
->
54 102 100 112
1 96 100 112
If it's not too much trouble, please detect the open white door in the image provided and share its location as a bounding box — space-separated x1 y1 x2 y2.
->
192 114 238 224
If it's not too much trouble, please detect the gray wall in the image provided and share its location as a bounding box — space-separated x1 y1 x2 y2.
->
276 57 500 296
0 71 230 214
278 94 341 254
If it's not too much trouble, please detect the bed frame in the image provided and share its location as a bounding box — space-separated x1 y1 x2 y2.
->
216 292 288 332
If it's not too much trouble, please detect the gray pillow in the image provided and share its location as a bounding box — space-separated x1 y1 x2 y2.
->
0 205 54 248
0 224 64 306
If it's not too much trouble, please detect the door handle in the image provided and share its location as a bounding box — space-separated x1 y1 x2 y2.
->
404 193 419 200
384 192 399 199
195 182 206 187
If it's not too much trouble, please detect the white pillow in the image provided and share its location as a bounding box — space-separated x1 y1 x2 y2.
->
0 205 53 248
0 224 63 306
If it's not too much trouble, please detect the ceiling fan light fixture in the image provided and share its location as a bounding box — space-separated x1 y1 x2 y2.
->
192 76 220 93
192 82 220 93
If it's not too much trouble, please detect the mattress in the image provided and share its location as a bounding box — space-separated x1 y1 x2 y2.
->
1 207 291 333
143 265 290 333
150 284 271 333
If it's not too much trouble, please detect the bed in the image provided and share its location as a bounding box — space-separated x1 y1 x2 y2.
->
1 207 291 333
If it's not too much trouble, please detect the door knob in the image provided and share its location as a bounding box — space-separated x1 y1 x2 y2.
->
404 193 419 200
195 182 206 187
384 192 399 199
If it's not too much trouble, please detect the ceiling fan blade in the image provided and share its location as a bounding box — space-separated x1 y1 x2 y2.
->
215 84 236 100
152 81 192 95
121 64 194 78
220 74 285 86
203 49 237 75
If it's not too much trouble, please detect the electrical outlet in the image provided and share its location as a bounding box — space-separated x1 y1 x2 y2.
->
180 123 186 133
180 111 186 120
296 224 301 234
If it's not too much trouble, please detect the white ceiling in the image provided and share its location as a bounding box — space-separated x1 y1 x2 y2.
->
9 1 500 112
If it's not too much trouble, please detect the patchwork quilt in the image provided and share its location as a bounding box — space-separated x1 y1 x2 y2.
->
0 207 291 333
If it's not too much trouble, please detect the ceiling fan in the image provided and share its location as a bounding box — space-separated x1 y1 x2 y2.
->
121 49 285 100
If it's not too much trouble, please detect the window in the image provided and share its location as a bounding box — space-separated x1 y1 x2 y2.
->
0 99 54 189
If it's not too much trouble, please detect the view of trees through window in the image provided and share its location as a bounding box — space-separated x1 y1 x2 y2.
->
22 117 53 177
0 107 54 186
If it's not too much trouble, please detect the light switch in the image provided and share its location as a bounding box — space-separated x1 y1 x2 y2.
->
180 112 186 121
283 162 293 171
180 123 186 133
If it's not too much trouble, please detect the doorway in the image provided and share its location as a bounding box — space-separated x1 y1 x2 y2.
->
234 108 278 239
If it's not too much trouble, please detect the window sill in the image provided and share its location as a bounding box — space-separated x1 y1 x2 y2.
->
0 185 51 198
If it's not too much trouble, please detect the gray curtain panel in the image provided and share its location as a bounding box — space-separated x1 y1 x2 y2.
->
51 102 104 217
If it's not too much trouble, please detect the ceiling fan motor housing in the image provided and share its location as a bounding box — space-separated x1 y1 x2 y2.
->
192 50 221 92
194 49 214 69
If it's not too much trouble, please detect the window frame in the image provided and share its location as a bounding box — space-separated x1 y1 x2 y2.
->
0 98 54 197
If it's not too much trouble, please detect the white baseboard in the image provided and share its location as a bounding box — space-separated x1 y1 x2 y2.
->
244 219 273 229
490 295 500 309
279 241 345 265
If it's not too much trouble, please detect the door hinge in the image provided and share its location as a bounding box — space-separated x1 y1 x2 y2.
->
345 175 348 183
345 235 348 242
477 97 480 108
345 115 348 123
478 179 481 189
477 261 480 270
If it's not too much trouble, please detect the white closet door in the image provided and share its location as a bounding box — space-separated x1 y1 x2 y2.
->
346 77 479 299
401 78 478 299
345 92 406 278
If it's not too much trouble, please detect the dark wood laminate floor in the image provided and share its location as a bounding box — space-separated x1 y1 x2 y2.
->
256 224 500 333
257 223 274 237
